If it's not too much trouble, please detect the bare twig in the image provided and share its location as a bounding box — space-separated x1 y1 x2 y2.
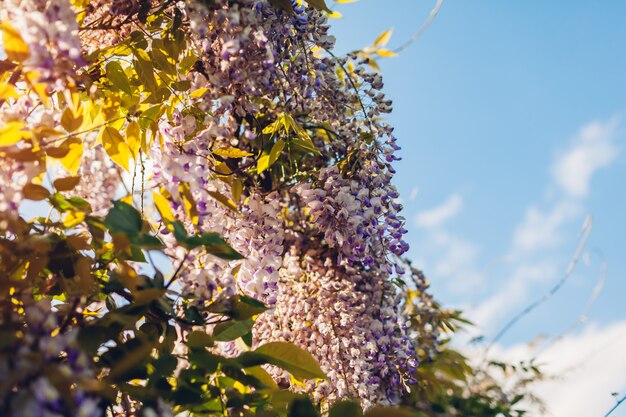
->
483 214 593 359
393 0 444 53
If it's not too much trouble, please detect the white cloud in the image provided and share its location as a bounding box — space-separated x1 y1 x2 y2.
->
511 201 582 253
415 193 463 228
485 320 626 416
552 119 620 198
469 261 558 334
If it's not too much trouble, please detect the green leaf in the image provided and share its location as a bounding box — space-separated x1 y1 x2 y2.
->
105 201 142 237
212 318 254 342
171 221 243 260
245 366 278 389
288 396 318 417
330 401 363 417
306 0 332 12
187 330 214 349
268 0 294 13
248 342 326 380
364 407 418 417
208 295 267 320
106 61 132 95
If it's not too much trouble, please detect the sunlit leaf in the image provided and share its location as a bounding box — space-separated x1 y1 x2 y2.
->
125 121 141 159
0 121 28 146
105 61 132 95
101 126 132 171
213 147 253 159
245 342 326 380
57 138 83 175
374 28 393 48
61 107 84 133
306 0 332 12
0 22 29 62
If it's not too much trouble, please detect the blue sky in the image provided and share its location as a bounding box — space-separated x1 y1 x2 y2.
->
330 1 626 415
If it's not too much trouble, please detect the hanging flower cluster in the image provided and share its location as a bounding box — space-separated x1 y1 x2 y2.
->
0 0 443 414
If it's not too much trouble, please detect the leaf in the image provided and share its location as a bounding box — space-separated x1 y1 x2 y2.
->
53 176 81 192
256 154 270 174
269 139 285 165
101 126 132 170
60 107 83 133
374 28 393 48
268 0 294 14
58 138 83 175
306 0 332 12
125 121 141 159
187 331 214 349
0 121 28 146
133 289 166 306
376 48 397 58
105 200 142 237
133 50 158 94
245 366 278 389
171 221 244 260
251 342 326 380
179 182 198 225
0 83 18 99
330 401 363 417
207 190 238 213
212 147 253 159
153 191 175 223
363 407 417 417
23 183 50 200
0 22 29 62
105 61 132 95
212 318 254 342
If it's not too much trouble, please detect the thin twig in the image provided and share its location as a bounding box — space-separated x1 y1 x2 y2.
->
604 395 626 417
483 214 593 359
393 0 444 53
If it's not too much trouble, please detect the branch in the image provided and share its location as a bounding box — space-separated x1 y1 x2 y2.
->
483 214 593 359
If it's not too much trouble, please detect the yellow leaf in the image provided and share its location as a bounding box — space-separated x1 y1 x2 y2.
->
190 87 208 98
0 121 28 146
231 178 243 204
58 138 83 175
24 71 48 106
101 126 132 171
376 48 397 58
153 191 175 223
374 28 393 48
63 211 86 228
61 107 83 133
0 22 29 62
126 121 141 159
179 182 199 226
53 176 81 192
256 154 270 174
23 183 50 200
207 190 238 213
212 147 253 159
0 83 18 99
327 10 343 18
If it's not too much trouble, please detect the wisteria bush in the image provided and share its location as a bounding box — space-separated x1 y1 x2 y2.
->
0 1 538 416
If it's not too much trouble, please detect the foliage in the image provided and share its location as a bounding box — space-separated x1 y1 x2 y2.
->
0 0 540 416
